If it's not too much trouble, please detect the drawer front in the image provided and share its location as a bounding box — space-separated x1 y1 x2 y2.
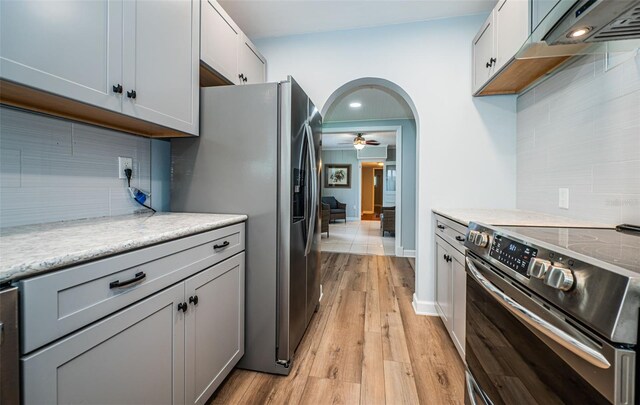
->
19 223 245 354
435 215 468 253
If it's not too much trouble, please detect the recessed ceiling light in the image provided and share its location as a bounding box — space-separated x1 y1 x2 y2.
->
349 102 362 108
567 27 591 38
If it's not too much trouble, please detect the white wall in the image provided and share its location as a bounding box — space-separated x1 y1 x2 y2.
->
256 15 517 313
322 149 360 219
517 51 640 225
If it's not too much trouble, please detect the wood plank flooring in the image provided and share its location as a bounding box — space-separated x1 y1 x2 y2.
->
208 253 464 405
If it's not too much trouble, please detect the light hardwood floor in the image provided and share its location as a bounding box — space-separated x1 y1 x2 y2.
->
208 253 465 405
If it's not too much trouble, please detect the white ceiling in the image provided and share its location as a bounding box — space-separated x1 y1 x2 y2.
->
325 85 414 122
323 131 397 149
218 0 495 40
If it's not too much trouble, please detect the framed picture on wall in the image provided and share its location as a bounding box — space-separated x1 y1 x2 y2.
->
324 164 351 188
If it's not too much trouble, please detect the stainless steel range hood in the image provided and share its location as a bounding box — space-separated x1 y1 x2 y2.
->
545 0 640 45
516 0 640 60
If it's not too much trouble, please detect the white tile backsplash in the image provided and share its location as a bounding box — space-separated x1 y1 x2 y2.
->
516 50 640 225
0 107 152 228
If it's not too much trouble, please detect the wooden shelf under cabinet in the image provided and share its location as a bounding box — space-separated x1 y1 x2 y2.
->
0 80 192 138
475 55 572 96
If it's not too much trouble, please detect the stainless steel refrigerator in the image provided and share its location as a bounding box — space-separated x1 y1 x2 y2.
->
171 77 322 375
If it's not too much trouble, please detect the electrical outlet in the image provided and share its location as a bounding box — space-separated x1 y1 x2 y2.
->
118 157 133 179
559 188 569 209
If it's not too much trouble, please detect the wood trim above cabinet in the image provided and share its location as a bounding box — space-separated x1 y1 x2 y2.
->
0 80 192 138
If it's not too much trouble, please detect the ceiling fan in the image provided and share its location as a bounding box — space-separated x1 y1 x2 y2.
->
339 133 380 150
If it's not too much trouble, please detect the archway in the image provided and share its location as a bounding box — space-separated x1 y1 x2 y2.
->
320 78 420 273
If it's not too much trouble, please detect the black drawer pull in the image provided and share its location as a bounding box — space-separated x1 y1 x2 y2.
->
178 302 188 312
189 295 199 305
456 236 465 242
437 225 445 230
214 241 230 250
126 90 137 99
110 271 146 289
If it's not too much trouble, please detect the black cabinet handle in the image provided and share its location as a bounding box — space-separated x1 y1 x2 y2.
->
486 61 492 68
238 73 245 81
189 295 199 305
110 271 146 289
126 90 137 99
243 76 248 83
490 57 497 65
178 302 188 312
437 225 445 230
456 236 465 242
112 84 123 94
214 240 230 250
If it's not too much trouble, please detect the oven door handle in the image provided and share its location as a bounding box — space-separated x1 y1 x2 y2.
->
466 371 490 405
466 257 611 369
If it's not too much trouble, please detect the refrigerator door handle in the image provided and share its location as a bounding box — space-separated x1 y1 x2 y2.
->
304 121 318 257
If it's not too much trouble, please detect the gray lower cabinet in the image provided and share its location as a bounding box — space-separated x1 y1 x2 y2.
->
22 251 245 405
434 214 467 360
185 254 244 405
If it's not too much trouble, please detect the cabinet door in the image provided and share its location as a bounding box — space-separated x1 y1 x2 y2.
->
122 0 200 135
495 0 530 72
185 253 245 405
472 11 495 93
22 283 185 405
451 250 466 358
435 238 452 331
531 0 561 32
201 0 241 84
239 37 266 84
0 0 123 112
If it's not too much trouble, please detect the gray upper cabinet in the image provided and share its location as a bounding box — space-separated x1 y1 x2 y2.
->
122 0 200 135
239 36 266 85
531 0 561 32
495 0 530 72
472 12 495 94
200 0 266 85
0 0 123 113
23 283 186 405
201 0 241 84
0 0 199 136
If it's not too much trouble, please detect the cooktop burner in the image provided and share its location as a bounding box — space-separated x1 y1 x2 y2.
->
501 226 640 274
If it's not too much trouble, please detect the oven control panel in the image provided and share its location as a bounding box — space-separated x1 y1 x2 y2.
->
490 235 538 277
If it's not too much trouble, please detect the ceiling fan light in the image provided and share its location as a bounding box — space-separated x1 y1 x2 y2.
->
354 143 365 150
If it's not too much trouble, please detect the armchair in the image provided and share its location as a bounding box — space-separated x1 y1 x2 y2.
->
321 196 347 223
321 203 330 237
381 206 396 236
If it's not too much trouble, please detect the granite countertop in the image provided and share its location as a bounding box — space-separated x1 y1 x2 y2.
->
432 208 612 228
0 212 247 284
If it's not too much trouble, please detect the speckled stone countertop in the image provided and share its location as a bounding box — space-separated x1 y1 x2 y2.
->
0 212 247 284
432 208 612 228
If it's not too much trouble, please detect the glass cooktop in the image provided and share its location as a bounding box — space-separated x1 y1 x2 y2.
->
501 226 640 274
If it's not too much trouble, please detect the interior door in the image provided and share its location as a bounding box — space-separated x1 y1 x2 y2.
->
373 168 383 216
287 78 310 359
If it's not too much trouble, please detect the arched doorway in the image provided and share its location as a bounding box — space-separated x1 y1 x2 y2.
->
320 78 419 264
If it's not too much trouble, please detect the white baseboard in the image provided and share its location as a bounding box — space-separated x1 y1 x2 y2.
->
403 249 416 258
412 293 438 316
394 246 416 258
346 216 359 221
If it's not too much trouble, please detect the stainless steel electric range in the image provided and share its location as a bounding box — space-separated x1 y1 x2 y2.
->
464 223 640 405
